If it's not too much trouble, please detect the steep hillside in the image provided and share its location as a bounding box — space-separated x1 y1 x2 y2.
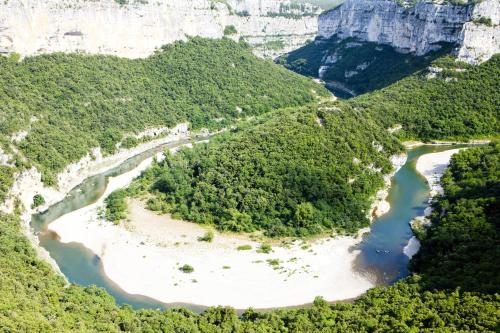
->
280 36 454 96
281 0 499 95
318 0 499 64
0 38 327 193
0 0 321 59
351 55 499 141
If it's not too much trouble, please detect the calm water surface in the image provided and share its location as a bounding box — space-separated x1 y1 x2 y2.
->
31 143 466 311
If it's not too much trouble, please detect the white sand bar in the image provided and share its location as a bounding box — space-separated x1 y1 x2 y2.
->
404 148 462 259
416 148 462 197
49 197 374 308
48 150 376 308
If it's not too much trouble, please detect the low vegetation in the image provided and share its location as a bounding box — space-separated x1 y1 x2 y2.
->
31 194 45 209
104 189 128 224
257 244 273 254
197 230 214 242
179 264 194 273
223 25 237 36
0 166 15 203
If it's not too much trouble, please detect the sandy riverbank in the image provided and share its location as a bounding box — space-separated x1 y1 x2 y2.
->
52 196 375 308
403 148 463 258
47 150 411 308
49 196 375 308
415 148 462 198
369 154 407 220
45 151 414 308
0 123 190 275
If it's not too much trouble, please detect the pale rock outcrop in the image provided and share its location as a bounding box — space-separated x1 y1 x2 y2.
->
0 0 320 59
0 148 12 166
318 0 500 64
458 0 500 63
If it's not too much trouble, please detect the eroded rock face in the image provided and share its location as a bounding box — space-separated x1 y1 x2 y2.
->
318 0 499 64
0 0 320 59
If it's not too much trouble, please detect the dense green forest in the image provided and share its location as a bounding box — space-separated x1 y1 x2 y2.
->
0 37 326 188
352 55 500 141
412 143 500 294
122 103 402 237
279 36 453 96
1 145 499 331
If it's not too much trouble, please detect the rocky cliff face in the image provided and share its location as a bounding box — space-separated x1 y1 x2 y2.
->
0 0 320 59
318 0 499 64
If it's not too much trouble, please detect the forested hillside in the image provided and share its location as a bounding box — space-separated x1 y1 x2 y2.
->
123 103 402 237
412 143 500 294
352 55 500 141
1 144 498 331
0 37 326 187
280 36 452 96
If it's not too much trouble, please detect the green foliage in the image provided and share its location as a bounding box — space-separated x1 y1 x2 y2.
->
236 244 252 251
120 136 140 149
257 244 272 254
0 37 325 185
31 194 45 209
351 55 500 141
1 210 498 331
411 143 500 294
104 189 128 224
198 230 214 242
474 16 493 26
280 36 453 96
7 52 21 63
179 264 194 273
130 103 402 237
1 146 500 333
0 166 14 203
223 25 237 36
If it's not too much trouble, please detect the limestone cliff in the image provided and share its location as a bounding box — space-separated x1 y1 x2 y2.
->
0 0 321 59
318 0 499 64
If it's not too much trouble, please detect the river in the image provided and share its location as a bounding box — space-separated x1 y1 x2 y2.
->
31 142 466 311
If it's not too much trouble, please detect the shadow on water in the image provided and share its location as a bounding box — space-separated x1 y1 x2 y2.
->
31 140 469 312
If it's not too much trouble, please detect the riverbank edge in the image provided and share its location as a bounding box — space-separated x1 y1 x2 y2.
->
45 147 409 308
0 123 191 276
403 146 466 258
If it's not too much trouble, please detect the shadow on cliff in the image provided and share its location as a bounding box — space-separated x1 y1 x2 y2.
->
278 36 455 98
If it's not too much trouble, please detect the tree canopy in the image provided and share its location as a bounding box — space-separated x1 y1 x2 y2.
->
127 103 402 237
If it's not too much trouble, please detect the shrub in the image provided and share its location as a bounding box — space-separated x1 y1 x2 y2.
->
223 25 237 36
257 244 272 254
237 244 252 251
198 230 214 242
179 264 194 273
104 189 128 224
31 194 45 209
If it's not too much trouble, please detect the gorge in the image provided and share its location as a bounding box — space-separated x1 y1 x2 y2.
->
0 0 498 331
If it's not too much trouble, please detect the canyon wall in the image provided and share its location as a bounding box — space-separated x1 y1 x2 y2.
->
0 0 320 59
318 0 499 64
